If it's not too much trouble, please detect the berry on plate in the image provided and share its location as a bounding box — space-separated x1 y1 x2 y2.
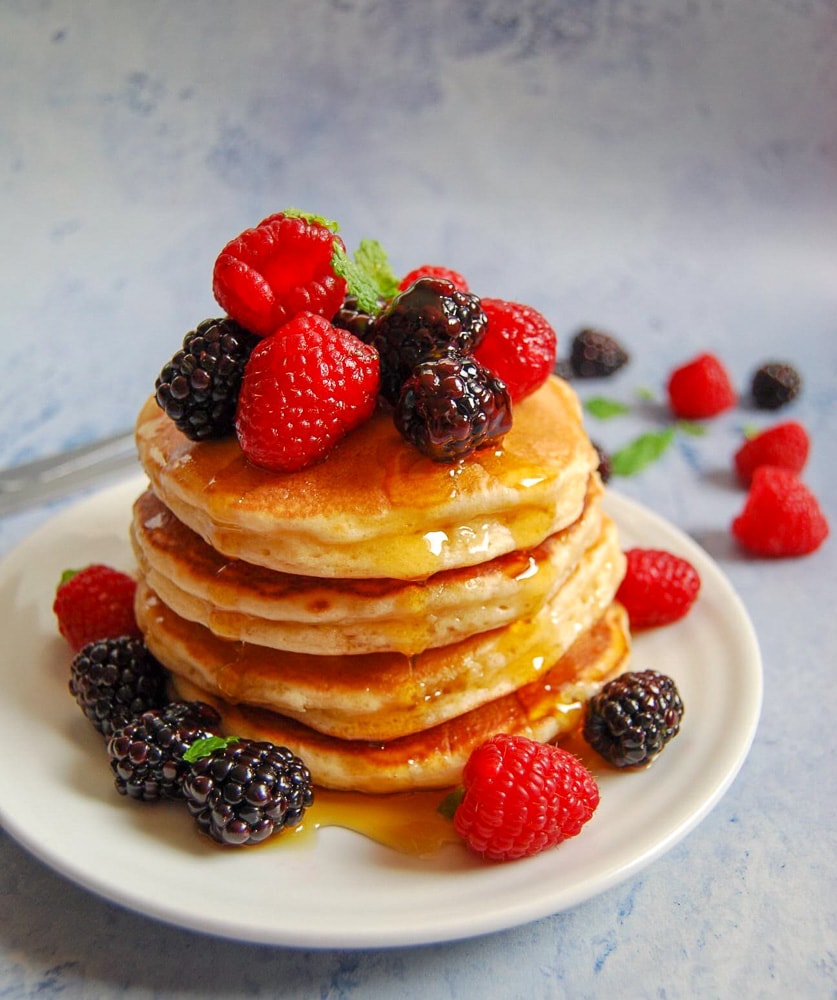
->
615 548 701 629
212 211 348 337
53 564 141 651
734 421 810 486
235 311 380 473
450 734 599 862
732 465 829 556
666 352 737 419
569 328 629 378
751 361 801 410
398 265 470 292
583 670 684 768
474 298 557 403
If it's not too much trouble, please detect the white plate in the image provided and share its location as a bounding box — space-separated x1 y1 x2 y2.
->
0 475 761 949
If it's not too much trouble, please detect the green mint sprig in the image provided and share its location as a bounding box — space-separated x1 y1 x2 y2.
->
332 238 399 314
183 735 240 764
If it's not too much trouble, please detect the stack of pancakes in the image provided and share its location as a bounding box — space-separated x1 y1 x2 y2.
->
131 375 630 793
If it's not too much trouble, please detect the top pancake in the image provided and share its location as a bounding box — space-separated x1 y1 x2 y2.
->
135 375 598 580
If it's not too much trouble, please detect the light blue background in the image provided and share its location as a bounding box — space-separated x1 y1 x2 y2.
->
1 2 836 997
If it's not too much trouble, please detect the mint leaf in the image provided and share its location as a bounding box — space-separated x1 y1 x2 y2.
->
282 207 339 232
584 397 630 420
610 428 676 476
675 420 707 437
331 244 381 314
183 735 240 764
634 386 656 401
437 786 465 820
354 238 400 300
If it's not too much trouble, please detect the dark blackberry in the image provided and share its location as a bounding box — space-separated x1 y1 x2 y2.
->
332 293 387 341
751 362 801 410
69 636 167 737
592 440 612 483
570 329 629 378
107 701 222 802
394 354 512 462
183 739 314 846
155 317 259 440
368 277 488 403
583 670 684 768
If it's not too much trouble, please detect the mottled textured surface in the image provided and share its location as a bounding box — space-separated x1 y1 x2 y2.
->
1 1 836 997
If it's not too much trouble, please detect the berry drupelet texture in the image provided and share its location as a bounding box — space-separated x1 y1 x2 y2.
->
583 670 684 767
570 329 629 378
69 636 168 737
155 318 259 441
182 739 314 846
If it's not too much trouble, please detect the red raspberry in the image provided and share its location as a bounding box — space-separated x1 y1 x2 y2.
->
452 734 599 862
733 421 810 485
53 564 140 651
666 352 737 419
732 466 829 557
473 298 557 403
235 312 380 472
212 213 348 337
398 265 469 292
616 548 701 629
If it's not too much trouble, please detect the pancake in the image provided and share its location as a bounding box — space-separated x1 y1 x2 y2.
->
134 516 625 742
169 601 630 793
134 375 598 580
130 477 605 655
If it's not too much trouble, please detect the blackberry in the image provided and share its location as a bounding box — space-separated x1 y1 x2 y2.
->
183 739 314 846
332 293 387 341
107 701 222 802
394 354 512 461
592 440 612 483
155 317 259 440
583 670 684 768
368 277 488 403
751 362 801 410
69 636 167 737
570 329 629 378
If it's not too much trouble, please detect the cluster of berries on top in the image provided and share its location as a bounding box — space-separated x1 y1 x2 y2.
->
154 210 558 471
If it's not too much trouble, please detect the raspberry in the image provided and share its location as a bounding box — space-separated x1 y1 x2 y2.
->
584 670 684 768
734 421 810 486
235 312 380 472
367 277 488 404
452 734 599 861
667 352 737 419
212 212 347 337
107 701 222 801
570 329 629 378
155 318 259 441
182 738 314 846
473 298 557 403
398 265 470 292
53 564 140 651
732 466 829 557
751 362 801 410
69 636 167 737
616 548 701 629
394 354 512 461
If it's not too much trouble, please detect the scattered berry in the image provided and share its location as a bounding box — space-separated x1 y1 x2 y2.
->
584 670 684 768
751 362 802 410
452 734 599 861
616 548 701 629
398 265 470 292
53 565 140 652
394 354 512 461
592 440 612 483
367 277 488 404
732 465 829 557
212 212 347 337
182 739 314 846
570 329 629 378
69 636 167 737
734 421 810 486
235 312 380 473
666 352 737 419
155 318 259 441
107 701 222 801
473 298 557 403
